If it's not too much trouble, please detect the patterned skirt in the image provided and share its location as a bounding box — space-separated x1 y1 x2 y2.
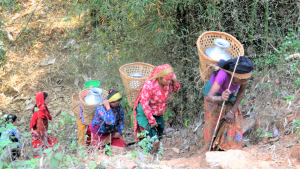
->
204 98 243 151
31 130 58 158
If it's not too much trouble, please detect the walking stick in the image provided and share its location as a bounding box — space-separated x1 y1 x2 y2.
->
208 48 242 152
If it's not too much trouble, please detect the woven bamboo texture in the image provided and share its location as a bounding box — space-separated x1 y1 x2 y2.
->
196 31 244 83
72 94 80 118
78 88 109 125
119 62 155 107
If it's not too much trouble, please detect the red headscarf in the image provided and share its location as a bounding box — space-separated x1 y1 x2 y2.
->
133 64 174 138
30 92 52 129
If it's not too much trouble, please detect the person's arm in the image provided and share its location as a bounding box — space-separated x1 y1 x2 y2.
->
206 81 230 103
223 83 247 123
114 104 124 139
230 83 247 113
117 105 124 134
101 101 116 126
140 82 156 125
170 75 180 93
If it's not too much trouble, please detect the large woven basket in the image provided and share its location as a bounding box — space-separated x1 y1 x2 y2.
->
119 62 155 107
78 88 109 125
197 31 244 83
72 94 81 118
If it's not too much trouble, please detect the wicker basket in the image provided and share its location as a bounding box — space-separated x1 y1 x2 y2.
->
119 62 155 107
72 94 81 118
78 88 109 125
197 31 244 83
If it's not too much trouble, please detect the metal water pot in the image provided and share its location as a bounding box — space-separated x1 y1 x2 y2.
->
84 88 104 105
129 73 143 89
205 38 231 61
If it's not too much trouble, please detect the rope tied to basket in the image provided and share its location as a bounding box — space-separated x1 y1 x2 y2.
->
195 63 219 90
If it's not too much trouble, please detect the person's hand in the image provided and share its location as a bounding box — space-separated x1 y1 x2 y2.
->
113 132 121 139
221 89 231 101
150 122 158 128
103 100 111 110
224 111 234 123
171 74 178 83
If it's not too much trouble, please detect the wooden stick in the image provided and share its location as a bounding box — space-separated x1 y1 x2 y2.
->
208 47 242 152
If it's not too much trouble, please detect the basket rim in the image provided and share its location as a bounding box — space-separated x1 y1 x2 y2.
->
72 93 80 101
119 62 155 80
196 31 244 63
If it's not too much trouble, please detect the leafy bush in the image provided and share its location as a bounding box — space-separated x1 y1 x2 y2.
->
0 112 106 168
293 119 300 139
0 117 39 169
134 131 163 159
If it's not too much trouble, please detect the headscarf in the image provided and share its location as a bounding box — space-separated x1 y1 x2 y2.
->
30 92 52 129
133 64 174 138
107 90 122 103
218 56 254 79
32 92 48 114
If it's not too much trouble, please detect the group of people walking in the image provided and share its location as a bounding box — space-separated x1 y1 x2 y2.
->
1 56 253 160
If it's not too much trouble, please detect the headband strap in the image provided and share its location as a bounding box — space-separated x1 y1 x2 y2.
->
220 68 252 79
149 67 174 81
108 92 122 103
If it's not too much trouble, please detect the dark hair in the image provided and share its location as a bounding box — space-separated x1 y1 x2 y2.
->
43 92 48 100
32 92 48 113
6 114 17 123
107 89 122 103
213 70 220 77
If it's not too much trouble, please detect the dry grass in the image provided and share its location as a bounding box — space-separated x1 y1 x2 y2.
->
0 0 83 108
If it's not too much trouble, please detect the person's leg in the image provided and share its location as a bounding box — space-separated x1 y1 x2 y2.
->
136 103 151 137
86 126 91 146
204 99 222 151
218 108 243 150
77 118 87 146
155 115 165 140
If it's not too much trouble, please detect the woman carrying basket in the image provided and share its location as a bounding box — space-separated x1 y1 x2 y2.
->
203 57 253 151
133 64 180 141
89 90 126 152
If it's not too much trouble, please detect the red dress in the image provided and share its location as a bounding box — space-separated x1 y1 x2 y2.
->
133 64 180 138
29 92 58 157
139 79 180 124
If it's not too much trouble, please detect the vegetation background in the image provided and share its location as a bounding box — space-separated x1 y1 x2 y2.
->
70 0 300 130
